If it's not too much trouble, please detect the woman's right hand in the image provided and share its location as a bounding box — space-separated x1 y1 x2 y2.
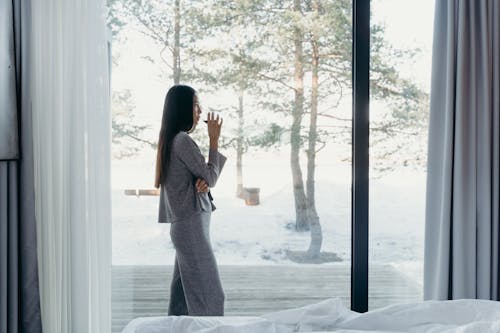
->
207 112 223 148
195 178 210 193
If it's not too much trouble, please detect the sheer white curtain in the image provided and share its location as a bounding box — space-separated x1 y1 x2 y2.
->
31 1 111 332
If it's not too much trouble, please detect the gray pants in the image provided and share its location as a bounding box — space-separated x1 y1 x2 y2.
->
168 211 225 316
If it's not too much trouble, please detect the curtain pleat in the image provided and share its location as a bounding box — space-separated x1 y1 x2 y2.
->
1 0 43 332
424 0 500 300
31 0 111 332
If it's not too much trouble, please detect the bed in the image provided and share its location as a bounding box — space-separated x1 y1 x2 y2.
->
121 298 500 333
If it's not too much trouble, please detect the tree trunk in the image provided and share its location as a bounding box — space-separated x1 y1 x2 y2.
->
173 0 181 84
306 13 323 257
291 0 309 231
236 85 245 198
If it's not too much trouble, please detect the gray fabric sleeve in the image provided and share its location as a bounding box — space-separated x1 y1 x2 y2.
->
176 134 227 187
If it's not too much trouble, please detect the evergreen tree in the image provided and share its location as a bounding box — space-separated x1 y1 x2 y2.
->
107 0 429 261
246 0 427 259
181 0 273 197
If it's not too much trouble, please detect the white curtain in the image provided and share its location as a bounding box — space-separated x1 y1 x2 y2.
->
31 1 112 332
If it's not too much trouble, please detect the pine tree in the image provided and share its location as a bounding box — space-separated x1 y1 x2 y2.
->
107 0 429 261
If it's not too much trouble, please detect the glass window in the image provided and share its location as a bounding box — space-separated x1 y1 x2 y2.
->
108 1 352 331
368 0 434 309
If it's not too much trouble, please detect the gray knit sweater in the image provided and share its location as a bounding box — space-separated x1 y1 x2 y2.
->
158 131 227 223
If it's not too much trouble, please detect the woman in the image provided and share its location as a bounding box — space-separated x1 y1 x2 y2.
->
154 84 226 316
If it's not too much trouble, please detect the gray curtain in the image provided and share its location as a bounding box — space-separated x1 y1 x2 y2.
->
0 0 19 160
0 0 43 332
424 0 500 300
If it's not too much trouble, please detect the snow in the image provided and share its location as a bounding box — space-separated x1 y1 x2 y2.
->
112 147 425 287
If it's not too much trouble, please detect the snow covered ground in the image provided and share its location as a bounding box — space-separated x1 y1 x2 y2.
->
112 147 425 287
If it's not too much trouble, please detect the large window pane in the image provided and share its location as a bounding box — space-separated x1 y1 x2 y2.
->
368 0 434 309
108 1 352 331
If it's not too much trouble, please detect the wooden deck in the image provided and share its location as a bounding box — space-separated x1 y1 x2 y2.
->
112 264 422 333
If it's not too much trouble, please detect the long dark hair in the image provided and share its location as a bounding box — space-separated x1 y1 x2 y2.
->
155 85 196 188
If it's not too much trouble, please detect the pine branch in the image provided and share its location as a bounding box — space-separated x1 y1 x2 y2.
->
257 72 296 91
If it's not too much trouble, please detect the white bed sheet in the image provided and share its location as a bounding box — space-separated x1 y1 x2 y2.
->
121 298 500 333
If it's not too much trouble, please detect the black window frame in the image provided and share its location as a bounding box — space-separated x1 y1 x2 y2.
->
351 0 370 313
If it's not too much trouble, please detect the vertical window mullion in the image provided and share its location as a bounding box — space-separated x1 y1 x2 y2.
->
351 0 370 313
